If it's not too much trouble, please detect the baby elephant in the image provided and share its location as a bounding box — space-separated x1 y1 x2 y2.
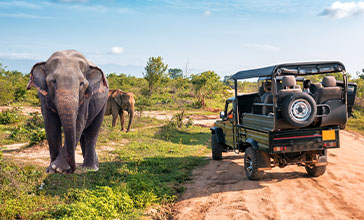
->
27 50 109 174
105 89 135 132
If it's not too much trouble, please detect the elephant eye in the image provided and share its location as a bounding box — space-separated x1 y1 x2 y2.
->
51 79 56 84
80 82 84 86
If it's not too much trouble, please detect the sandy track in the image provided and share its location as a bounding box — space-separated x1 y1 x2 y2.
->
172 130 364 220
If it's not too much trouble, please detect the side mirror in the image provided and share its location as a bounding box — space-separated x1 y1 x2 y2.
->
220 111 225 119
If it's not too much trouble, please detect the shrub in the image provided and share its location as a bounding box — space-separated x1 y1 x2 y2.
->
14 87 27 101
53 186 134 219
0 158 53 220
29 128 46 145
10 112 46 145
167 111 193 128
0 108 20 124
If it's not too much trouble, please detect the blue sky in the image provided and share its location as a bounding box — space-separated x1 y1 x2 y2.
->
0 0 363 77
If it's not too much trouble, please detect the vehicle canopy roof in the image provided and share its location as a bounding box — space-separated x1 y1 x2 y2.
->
230 61 345 80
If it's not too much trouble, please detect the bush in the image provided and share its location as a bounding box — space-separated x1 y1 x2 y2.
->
29 128 46 145
167 111 193 128
10 112 46 145
14 87 27 101
0 108 20 124
0 158 53 220
53 186 134 219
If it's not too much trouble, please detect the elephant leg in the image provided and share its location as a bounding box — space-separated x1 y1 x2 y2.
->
126 109 134 133
119 110 125 131
111 102 119 127
80 105 106 170
42 107 62 173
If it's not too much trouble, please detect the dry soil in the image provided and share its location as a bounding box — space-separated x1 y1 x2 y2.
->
172 130 364 220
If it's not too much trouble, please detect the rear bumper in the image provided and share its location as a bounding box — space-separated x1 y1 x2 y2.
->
270 126 340 154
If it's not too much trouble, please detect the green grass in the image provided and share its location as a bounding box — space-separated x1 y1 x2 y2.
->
0 115 211 219
347 107 364 136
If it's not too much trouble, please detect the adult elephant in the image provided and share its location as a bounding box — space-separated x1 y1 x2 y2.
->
105 89 135 132
26 50 109 174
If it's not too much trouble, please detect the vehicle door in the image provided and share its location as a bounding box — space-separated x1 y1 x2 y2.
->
222 100 234 147
347 82 357 117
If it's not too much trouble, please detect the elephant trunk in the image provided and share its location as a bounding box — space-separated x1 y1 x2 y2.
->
56 89 79 171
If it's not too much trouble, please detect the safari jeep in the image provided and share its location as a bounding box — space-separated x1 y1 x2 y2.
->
210 62 357 180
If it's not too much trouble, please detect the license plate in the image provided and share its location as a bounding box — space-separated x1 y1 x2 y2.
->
322 130 336 141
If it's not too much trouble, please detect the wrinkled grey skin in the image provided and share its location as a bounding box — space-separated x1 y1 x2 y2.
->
105 89 135 132
27 50 109 174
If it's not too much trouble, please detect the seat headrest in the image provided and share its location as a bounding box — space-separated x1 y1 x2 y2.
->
282 76 296 88
258 86 265 96
322 76 336 87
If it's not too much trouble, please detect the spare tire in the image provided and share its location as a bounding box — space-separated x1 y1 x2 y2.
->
281 92 317 127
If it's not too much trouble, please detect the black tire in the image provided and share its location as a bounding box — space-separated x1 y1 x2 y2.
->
244 147 264 180
211 133 222 160
281 92 317 127
305 165 326 177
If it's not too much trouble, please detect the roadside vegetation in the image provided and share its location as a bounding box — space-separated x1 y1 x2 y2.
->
1 59 364 219
0 113 210 219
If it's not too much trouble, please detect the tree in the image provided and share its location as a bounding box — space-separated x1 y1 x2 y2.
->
168 68 183 79
143 56 168 96
191 70 224 107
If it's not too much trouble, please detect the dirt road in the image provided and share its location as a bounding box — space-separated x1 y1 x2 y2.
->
172 130 364 220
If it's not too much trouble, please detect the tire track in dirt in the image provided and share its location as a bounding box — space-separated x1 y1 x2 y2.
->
172 131 364 220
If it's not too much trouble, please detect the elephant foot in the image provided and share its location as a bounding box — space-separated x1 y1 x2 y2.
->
126 129 129 133
46 165 56 174
120 128 125 131
51 154 72 174
81 164 99 172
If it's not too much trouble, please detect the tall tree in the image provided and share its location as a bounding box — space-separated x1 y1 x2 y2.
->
191 70 223 107
168 68 183 79
143 56 168 96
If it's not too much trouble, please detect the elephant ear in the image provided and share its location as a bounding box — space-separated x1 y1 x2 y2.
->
112 89 124 106
26 62 48 96
85 63 109 98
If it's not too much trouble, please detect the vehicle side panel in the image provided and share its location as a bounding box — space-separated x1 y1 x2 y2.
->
239 128 270 152
241 113 274 131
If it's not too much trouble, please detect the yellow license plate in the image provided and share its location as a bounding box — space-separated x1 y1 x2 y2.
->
322 130 336 141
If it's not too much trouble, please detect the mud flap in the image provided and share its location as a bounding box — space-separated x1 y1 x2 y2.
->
257 150 271 171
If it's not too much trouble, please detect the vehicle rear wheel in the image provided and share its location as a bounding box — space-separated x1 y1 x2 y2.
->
281 92 317 127
244 147 264 180
305 165 326 177
211 133 222 160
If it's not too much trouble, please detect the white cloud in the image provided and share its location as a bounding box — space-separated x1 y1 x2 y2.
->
54 0 89 3
42 1 130 14
111 46 124 55
0 52 35 60
204 10 211 16
0 1 41 9
320 1 364 19
0 13 52 19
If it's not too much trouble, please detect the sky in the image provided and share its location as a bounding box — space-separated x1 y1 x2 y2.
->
0 0 364 78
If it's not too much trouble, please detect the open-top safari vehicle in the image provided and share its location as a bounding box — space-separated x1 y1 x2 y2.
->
210 62 357 180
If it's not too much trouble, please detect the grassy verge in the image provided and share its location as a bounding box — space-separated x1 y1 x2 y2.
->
0 115 210 219
347 107 364 136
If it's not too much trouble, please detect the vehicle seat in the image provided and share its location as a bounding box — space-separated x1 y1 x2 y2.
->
309 83 322 100
315 76 342 103
277 76 301 103
258 86 265 96
262 93 273 115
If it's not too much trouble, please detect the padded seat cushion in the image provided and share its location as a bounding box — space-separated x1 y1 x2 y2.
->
316 87 342 103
